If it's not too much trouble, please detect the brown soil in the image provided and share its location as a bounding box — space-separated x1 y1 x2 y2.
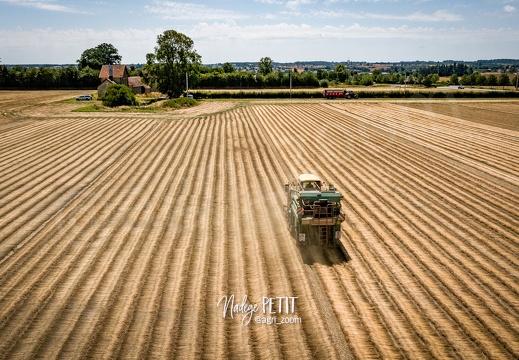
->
399 101 519 131
0 91 518 359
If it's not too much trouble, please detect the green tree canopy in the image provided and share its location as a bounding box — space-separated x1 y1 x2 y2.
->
144 30 202 98
498 73 510 89
475 72 486 86
222 62 235 73
335 64 348 82
102 84 137 107
77 43 122 70
450 74 459 85
423 74 434 87
258 57 273 76
487 74 498 87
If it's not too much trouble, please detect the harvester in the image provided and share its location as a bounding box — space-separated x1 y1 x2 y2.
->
285 174 346 246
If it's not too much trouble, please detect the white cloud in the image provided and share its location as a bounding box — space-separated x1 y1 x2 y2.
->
349 10 463 21
504 5 516 12
0 0 88 13
145 1 247 20
192 22 518 62
255 0 284 4
263 13 277 19
255 0 314 6
1 23 518 63
190 21 517 42
310 9 345 18
0 27 160 63
251 6 463 21
286 0 315 9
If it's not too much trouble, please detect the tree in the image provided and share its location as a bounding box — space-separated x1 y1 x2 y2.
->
475 72 486 86
316 69 327 80
59 66 79 87
258 57 273 76
335 64 348 83
450 74 459 85
35 68 55 89
222 62 235 73
423 74 434 87
78 66 100 88
319 79 329 88
498 73 510 89
460 74 470 86
102 84 137 107
77 43 122 70
487 74 498 88
144 30 202 98
359 73 373 86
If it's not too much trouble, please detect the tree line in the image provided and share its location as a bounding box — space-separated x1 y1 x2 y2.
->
1 63 515 90
197 64 516 89
0 65 100 89
1 34 517 93
0 43 137 90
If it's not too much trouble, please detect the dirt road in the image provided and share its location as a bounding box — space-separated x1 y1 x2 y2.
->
0 92 518 358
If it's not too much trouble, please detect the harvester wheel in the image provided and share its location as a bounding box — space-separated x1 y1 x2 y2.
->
294 226 301 244
291 217 300 241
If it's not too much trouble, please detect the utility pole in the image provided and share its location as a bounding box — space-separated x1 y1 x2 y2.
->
186 72 189 96
290 71 292 99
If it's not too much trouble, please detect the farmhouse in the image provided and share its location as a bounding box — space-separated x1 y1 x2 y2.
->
99 64 129 85
97 64 129 98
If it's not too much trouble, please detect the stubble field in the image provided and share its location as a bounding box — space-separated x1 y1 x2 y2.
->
0 90 518 359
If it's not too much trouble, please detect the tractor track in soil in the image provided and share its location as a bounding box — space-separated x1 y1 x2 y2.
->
0 93 517 359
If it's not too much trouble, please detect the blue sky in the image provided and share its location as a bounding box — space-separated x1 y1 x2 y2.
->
0 0 517 64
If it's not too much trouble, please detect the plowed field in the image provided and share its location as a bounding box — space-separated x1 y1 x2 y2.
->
1 91 518 359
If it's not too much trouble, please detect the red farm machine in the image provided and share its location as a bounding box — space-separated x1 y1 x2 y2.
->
323 89 359 99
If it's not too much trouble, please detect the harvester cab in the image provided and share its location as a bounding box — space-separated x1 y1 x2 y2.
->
285 174 345 246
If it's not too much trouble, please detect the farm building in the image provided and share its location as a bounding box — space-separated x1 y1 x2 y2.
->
97 78 115 99
128 76 151 95
97 64 129 98
99 65 129 86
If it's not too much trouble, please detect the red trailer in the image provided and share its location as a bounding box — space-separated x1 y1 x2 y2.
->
323 89 359 99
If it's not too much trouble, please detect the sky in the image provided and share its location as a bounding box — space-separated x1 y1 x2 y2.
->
0 0 517 64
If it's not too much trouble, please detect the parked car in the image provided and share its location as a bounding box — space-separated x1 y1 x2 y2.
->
458 85 465 89
76 95 93 101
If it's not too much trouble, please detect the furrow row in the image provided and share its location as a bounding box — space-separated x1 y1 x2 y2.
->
259 103 518 358
370 103 518 172
0 118 156 258
0 120 168 357
254 104 399 358
247 104 356 359
315 104 518 260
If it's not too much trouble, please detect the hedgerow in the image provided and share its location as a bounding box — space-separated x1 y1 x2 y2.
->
191 90 519 99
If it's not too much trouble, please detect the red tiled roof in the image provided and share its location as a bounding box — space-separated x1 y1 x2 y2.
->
99 64 128 79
